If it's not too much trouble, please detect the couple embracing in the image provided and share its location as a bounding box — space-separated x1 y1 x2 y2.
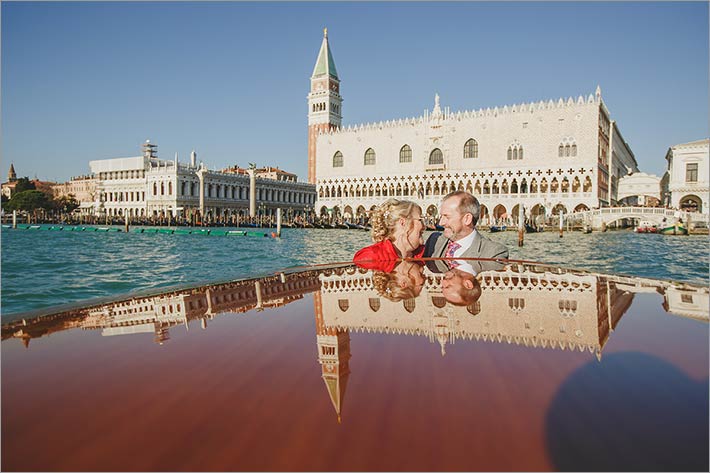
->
354 190 509 267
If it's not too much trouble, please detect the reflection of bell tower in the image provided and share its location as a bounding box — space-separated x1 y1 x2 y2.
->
314 291 351 423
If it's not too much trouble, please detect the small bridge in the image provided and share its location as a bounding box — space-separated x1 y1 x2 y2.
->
566 207 709 231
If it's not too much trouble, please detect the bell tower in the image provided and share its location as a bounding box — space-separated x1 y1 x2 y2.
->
308 28 342 184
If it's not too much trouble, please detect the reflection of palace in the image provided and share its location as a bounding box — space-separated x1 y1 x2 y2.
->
311 263 709 421
2 271 322 347
3 262 707 425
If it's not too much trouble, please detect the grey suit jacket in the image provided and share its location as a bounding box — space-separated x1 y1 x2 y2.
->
424 229 509 260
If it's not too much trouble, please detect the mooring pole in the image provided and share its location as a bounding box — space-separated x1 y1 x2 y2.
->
559 211 564 238
518 204 524 247
276 208 282 238
124 213 129 233
12 210 17 229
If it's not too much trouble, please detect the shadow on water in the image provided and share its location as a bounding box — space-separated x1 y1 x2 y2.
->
545 351 709 472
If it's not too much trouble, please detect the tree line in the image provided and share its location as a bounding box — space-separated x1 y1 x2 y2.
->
2 177 80 215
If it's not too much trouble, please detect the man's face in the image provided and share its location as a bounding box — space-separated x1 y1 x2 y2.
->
438 196 473 241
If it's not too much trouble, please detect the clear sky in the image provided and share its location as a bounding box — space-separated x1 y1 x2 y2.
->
2 1 708 182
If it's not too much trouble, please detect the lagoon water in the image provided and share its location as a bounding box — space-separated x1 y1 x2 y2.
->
1 226 708 315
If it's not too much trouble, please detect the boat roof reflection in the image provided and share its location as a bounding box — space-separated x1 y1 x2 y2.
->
3 258 707 354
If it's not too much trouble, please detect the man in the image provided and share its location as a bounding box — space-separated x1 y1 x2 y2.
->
424 190 509 261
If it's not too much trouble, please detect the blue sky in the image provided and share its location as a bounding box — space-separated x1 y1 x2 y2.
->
2 1 708 182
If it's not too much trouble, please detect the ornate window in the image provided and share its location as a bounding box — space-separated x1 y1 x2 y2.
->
432 296 446 308
560 140 577 157
429 148 443 165
507 144 523 160
403 299 416 313
364 148 376 165
399 145 412 163
467 301 481 315
686 163 698 182
464 139 478 159
333 151 343 168
368 298 380 312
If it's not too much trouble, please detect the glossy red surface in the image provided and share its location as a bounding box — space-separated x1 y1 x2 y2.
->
2 265 708 471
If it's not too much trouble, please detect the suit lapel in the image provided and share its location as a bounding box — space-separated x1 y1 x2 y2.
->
435 233 450 257
464 229 483 258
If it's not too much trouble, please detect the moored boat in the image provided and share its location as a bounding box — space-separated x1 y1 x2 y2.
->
659 223 688 235
525 223 542 233
635 220 658 233
490 225 507 233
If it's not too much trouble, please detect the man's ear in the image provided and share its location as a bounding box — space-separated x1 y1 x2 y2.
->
463 279 474 290
463 213 473 226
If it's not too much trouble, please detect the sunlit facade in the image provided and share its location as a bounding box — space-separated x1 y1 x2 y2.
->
89 141 316 220
310 30 638 223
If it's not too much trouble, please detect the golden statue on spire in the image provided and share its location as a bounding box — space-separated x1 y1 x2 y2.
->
324 27 328 38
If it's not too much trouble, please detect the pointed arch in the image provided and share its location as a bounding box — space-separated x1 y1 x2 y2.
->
429 148 443 165
464 138 478 159
333 151 343 167
399 144 412 163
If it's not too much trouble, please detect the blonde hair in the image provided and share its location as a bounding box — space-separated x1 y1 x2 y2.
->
372 270 420 302
370 199 423 243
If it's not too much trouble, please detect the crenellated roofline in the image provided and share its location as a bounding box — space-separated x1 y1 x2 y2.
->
317 89 604 137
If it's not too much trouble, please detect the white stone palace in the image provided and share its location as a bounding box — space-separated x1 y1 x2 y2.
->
88 141 316 221
309 30 639 223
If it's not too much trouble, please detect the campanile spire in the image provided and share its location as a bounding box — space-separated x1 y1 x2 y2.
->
307 28 342 184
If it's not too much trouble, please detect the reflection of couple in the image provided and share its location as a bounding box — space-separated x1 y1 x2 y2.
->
354 190 507 306
369 258 481 307
354 190 508 264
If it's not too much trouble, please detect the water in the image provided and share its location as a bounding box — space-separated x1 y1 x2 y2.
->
1 226 708 315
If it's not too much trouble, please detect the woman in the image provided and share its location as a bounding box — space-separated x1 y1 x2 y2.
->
353 198 426 270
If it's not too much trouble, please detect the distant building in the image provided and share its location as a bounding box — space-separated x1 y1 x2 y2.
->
89 141 316 220
616 172 662 206
222 165 298 182
309 29 638 223
1 165 56 200
663 139 709 213
52 175 98 214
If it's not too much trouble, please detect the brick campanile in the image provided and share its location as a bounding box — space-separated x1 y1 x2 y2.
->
307 28 342 184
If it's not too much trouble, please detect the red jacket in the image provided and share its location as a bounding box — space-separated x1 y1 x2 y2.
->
353 239 424 272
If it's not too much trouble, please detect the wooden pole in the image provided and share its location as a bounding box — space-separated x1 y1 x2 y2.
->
559 211 564 238
12 210 17 229
517 204 524 247
124 213 129 233
276 208 282 237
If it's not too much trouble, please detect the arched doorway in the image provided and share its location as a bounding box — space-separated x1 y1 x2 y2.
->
344 205 353 221
679 194 702 213
552 204 567 215
511 204 522 224
492 204 507 224
479 205 489 225
574 204 589 213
